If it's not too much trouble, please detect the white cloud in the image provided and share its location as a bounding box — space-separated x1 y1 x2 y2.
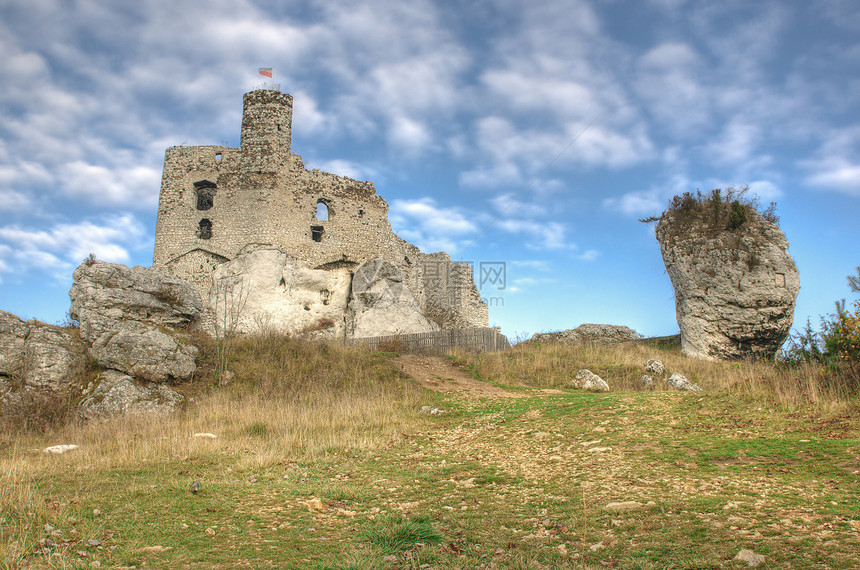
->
603 189 663 218
0 190 32 212
802 127 860 196
389 197 479 253
309 159 378 182
0 214 147 280
60 162 161 208
747 180 783 202
496 219 575 251
806 161 860 195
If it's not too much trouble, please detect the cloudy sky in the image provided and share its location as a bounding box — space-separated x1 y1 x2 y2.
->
1 0 859 340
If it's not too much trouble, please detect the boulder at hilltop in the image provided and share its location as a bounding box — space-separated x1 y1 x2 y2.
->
531 324 639 345
655 202 799 360
70 260 204 382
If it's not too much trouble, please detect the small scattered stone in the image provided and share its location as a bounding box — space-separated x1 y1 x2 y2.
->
44 444 79 454
90 562 101 568
204 527 216 536
604 501 655 513
734 548 765 567
666 373 702 391
644 359 665 376
87 539 101 547
419 406 444 415
141 545 173 553
589 541 604 551
192 433 218 439
642 375 655 389
573 370 610 392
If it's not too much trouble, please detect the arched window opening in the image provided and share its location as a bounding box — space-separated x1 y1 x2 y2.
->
194 180 217 211
316 199 330 221
197 219 212 240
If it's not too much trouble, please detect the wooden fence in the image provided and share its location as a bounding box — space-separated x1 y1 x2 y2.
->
347 327 510 354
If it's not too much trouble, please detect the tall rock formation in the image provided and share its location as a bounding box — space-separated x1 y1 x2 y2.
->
655 193 799 360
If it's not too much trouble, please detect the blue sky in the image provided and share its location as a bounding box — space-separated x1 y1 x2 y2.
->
1 0 858 341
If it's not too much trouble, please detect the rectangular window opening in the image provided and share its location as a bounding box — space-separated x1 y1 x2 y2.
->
311 226 324 242
215 152 222 160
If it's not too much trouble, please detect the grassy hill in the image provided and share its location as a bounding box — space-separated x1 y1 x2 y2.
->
2 335 859 568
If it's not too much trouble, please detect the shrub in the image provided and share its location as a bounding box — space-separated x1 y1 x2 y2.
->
642 185 778 235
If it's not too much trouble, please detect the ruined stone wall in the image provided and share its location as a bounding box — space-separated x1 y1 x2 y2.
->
153 89 486 329
419 252 488 329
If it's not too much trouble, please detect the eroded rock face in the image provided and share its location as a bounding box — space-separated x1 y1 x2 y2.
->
348 258 439 338
70 261 203 382
0 310 83 392
656 209 799 360
208 247 352 338
78 370 184 420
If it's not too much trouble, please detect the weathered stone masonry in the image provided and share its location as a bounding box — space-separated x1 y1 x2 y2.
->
153 89 487 332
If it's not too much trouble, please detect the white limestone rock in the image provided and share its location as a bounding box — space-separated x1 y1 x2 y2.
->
208 247 351 337
666 373 702 391
655 207 799 360
573 369 610 392
0 310 83 392
643 359 665 377
70 260 207 344
69 260 203 382
88 323 197 383
78 370 184 420
348 258 439 338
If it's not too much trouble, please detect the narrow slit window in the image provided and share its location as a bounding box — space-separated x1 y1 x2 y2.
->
198 219 212 240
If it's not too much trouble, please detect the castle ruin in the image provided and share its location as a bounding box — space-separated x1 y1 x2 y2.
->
152 89 487 334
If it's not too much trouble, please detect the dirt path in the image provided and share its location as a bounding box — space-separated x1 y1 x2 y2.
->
394 354 531 398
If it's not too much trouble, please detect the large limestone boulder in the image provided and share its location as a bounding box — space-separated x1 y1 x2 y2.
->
208 247 352 337
70 260 203 382
70 260 207 343
78 370 184 420
656 204 799 360
349 258 440 338
0 310 83 392
531 324 639 344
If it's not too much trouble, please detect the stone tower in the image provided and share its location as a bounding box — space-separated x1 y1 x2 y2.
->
240 89 293 170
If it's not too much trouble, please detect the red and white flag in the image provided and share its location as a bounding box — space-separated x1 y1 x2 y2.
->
258 67 273 78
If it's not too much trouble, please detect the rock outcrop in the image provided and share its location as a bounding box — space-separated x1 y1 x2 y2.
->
348 258 439 338
209 247 352 337
207 248 439 339
0 310 83 393
656 205 799 360
572 369 610 392
531 324 639 345
78 370 184 420
69 260 205 382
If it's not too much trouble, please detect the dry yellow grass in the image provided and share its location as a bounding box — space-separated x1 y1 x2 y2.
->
453 338 860 413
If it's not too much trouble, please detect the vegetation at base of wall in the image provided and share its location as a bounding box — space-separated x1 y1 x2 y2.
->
641 185 780 237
